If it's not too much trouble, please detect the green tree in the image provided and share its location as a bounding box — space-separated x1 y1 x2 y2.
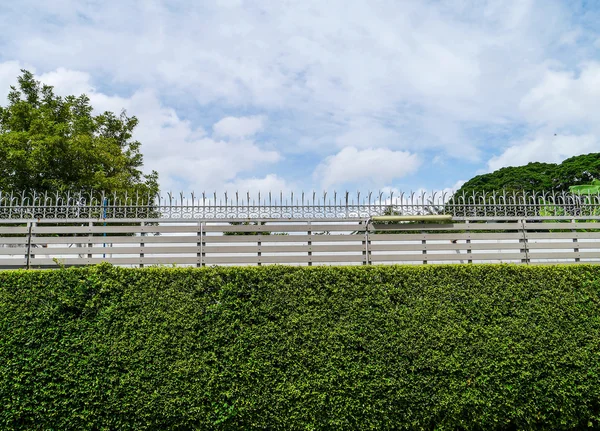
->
454 162 556 197
0 70 158 197
454 153 600 198
555 154 600 190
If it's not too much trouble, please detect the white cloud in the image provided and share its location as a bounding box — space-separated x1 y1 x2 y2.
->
152 140 280 192
39 68 94 96
1 0 599 192
487 134 599 171
0 0 578 157
448 179 467 192
223 174 292 195
558 29 582 46
333 119 401 149
213 115 265 138
315 147 421 189
520 62 600 128
440 180 467 200
26 67 281 192
491 61 600 175
0 61 27 102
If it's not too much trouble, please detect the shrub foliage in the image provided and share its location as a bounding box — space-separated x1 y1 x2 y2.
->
1 264 600 430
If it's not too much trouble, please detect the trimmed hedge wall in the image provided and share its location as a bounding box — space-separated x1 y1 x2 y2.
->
2 264 600 430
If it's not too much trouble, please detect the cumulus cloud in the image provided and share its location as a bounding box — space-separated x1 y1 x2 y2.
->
1 0 599 192
487 134 599 171
439 180 467 196
315 147 421 189
0 65 281 192
0 0 581 156
121 103 278 191
485 61 600 173
213 115 265 138
0 61 27 102
520 62 600 128
39 68 94 96
223 174 292 195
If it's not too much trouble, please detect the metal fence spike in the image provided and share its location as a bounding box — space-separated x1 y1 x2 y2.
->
1 189 599 220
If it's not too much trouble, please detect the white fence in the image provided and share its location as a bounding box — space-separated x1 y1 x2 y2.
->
2 218 600 269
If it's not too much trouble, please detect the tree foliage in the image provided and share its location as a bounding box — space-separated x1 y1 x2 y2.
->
454 153 600 197
0 70 158 196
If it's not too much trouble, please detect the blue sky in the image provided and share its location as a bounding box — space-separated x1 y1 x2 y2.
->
1 0 599 195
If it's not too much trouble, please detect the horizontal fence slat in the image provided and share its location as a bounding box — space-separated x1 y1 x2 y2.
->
0 247 28 255
30 235 209 245
462 222 523 230
368 242 523 252
19 246 205 256
204 244 364 254
0 259 27 266
528 252 580 260
371 233 524 241
526 233 578 240
204 234 363 243
32 226 147 234
25 234 367 245
24 255 367 266
0 227 30 234
527 242 600 250
0 238 28 244
524 222 600 230
370 252 525 262
32 225 205 234
203 254 365 264
454 242 522 251
369 243 438 252
30 224 365 235
528 251 600 260
371 222 523 231
204 224 364 233
12 245 362 256
28 257 200 266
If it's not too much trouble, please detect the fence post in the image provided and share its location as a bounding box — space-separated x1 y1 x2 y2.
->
422 229 427 265
199 221 206 267
572 219 580 263
140 221 145 268
362 220 370 265
307 221 312 266
466 220 472 264
88 221 93 261
520 219 530 265
25 221 33 270
196 221 201 268
257 229 262 267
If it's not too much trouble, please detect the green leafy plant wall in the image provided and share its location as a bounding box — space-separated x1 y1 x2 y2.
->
1 264 600 430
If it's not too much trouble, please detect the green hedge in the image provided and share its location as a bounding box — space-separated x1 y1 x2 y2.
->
2 264 600 430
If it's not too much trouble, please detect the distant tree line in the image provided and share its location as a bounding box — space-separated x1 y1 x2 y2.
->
454 153 600 197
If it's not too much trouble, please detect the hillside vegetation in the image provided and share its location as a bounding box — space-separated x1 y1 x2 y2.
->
455 153 600 197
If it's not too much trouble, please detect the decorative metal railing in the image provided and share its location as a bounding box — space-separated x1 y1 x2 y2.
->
1 189 600 220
